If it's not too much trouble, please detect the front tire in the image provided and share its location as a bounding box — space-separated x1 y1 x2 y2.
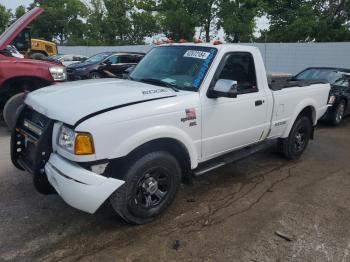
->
279 116 312 160
3 93 25 131
89 71 102 79
33 172 56 195
110 151 181 224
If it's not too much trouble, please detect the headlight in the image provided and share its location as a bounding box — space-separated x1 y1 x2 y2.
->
328 95 336 105
49 66 66 81
58 125 95 155
58 125 75 153
75 67 87 71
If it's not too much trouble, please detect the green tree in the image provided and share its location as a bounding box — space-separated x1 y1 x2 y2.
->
195 0 219 42
15 5 26 20
130 11 159 44
85 0 159 45
102 0 135 45
312 0 350 41
218 0 263 43
262 0 350 42
130 0 160 44
263 0 318 42
0 4 12 33
85 0 105 45
157 0 199 41
29 0 88 45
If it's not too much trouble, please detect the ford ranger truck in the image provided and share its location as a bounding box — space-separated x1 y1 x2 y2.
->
0 7 66 129
11 44 330 224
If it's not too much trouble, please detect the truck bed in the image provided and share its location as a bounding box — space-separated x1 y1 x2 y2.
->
269 79 328 91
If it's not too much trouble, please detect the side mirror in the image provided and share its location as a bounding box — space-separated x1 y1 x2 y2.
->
209 79 238 98
103 60 112 65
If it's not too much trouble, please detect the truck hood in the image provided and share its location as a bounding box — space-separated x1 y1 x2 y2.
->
0 7 43 50
25 79 179 126
0 54 61 66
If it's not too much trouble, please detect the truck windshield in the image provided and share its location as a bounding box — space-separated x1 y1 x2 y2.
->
85 53 111 63
130 46 217 91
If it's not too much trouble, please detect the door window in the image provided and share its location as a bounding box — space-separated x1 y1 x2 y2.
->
119 55 134 63
218 52 258 94
133 55 143 63
105 55 119 64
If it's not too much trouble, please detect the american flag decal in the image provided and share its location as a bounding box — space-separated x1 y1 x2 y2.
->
185 108 196 118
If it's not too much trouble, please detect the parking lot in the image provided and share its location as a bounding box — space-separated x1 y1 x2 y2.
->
0 118 350 261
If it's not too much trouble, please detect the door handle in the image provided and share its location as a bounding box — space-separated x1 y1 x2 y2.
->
255 100 264 106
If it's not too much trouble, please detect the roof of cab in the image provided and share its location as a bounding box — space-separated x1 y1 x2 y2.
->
157 42 259 52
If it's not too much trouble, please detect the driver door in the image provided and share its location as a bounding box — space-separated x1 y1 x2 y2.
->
201 52 269 160
102 55 119 76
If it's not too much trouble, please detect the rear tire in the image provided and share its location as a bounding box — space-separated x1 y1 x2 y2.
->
330 100 346 126
279 116 312 160
110 151 181 224
3 93 25 131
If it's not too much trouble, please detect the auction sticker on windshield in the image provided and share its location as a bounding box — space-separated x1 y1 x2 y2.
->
184 50 210 59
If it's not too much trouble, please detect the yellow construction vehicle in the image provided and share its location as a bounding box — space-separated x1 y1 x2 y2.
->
12 27 58 58
31 38 57 57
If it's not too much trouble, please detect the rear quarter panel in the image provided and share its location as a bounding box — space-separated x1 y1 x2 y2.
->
268 83 330 138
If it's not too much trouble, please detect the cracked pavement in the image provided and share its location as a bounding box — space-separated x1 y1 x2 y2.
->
1 119 350 261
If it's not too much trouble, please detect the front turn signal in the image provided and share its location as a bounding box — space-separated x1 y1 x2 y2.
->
75 133 95 155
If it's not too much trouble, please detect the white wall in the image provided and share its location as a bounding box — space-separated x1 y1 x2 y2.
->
59 42 350 74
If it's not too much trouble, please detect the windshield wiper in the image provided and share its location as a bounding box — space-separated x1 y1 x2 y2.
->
138 78 179 92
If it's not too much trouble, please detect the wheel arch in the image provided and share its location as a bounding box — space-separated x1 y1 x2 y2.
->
108 126 198 169
108 137 193 183
282 103 316 138
104 125 199 182
0 76 51 108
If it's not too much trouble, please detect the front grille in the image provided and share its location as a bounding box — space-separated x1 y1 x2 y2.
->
11 106 53 175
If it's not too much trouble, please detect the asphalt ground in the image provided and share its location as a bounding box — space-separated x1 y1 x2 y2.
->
1 119 350 262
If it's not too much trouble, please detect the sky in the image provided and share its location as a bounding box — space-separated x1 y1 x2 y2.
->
0 0 32 10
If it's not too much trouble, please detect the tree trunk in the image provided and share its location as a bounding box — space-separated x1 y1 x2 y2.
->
205 16 211 42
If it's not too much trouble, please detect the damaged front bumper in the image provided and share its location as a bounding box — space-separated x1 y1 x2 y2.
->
45 153 124 213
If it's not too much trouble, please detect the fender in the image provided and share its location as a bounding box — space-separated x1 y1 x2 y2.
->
109 125 199 169
282 98 317 138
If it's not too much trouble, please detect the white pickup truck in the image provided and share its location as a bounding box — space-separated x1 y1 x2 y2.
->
11 43 330 224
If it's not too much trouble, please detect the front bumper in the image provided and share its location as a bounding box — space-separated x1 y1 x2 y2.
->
66 70 88 81
45 153 124 213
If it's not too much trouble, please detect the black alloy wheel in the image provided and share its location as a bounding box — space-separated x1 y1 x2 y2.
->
131 167 170 210
279 116 312 160
110 151 181 224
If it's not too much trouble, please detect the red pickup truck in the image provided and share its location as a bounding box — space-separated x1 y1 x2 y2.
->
0 7 66 129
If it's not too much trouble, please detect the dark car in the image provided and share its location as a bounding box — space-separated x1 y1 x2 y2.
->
66 52 144 81
295 67 350 125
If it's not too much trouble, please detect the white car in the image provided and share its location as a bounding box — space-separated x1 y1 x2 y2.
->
11 43 330 224
49 54 87 66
